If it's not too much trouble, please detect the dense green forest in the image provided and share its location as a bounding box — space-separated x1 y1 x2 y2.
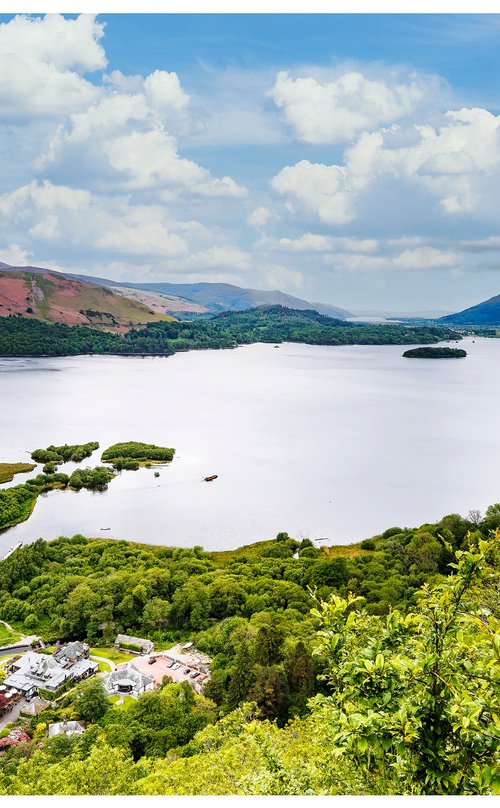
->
403 347 467 359
0 307 461 357
0 506 498 794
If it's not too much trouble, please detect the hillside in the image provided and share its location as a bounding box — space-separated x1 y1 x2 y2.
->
440 293 500 325
0 268 174 330
0 263 350 319
0 509 497 795
116 280 351 318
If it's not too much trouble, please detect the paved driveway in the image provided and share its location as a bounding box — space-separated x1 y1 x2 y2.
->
129 655 207 688
0 697 27 730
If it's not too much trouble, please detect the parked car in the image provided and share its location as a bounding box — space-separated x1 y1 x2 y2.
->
184 668 191 674
166 660 175 668
190 671 200 679
148 657 157 665
172 663 181 670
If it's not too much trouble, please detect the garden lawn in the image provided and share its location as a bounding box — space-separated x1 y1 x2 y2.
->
109 695 135 709
0 623 21 646
89 646 136 664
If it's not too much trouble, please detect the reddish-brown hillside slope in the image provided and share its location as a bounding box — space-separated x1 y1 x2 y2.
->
0 270 174 330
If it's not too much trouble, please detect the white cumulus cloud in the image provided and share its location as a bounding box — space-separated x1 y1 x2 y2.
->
271 107 500 227
0 14 105 119
0 243 32 265
269 69 432 144
271 160 355 225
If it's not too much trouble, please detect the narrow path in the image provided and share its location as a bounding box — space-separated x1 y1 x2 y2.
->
0 619 18 635
90 655 115 671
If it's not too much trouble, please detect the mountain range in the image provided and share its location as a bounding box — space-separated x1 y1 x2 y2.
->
0 262 350 324
2 260 498 328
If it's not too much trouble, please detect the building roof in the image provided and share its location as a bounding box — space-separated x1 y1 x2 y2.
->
115 634 153 650
105 663 154 691
4 649 97 695
70 658 98 678
5 651 68 692
53 641 89 664
48 721 85 738
20 696 50 716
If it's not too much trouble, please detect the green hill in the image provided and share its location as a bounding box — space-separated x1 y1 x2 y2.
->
440 293 500 325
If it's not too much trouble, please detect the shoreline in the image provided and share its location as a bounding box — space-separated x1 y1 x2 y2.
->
0 335 469 361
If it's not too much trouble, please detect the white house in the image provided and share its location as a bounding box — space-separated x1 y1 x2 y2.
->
103 663 154 699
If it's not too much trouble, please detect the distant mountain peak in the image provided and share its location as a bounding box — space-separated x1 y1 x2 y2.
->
440 293 500 325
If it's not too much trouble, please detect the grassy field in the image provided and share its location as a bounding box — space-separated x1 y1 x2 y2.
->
89 646 136 664
109 694 136 709
322 542 367 559
0 463 36 484
0 623 21 646
210 539 275 566
94 659 113 672
6 614 51 640
211 538 367 565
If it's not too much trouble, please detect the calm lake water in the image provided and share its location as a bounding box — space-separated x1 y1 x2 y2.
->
0 338 499 552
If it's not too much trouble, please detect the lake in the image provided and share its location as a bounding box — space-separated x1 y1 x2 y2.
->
0 337 499 552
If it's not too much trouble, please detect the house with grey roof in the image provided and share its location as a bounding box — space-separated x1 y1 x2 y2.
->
4 652 70 698
48 721 85 738
114 634 154 654
20 696 50 717
53 641 90 667
103 663 154 699
3 643 98 700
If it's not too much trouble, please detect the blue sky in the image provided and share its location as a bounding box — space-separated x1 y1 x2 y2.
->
1 13 500 311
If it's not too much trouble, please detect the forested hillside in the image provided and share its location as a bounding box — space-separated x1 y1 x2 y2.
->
440 292 500 325
0 306 460 357
0 506 497 795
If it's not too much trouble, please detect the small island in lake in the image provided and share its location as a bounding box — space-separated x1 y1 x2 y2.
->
101 441 175 470
403 347 467 359
0 439 175 531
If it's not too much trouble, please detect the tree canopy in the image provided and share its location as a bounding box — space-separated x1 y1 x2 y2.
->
0 307 461 357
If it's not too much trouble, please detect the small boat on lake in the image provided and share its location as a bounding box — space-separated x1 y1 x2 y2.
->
204 475 218 482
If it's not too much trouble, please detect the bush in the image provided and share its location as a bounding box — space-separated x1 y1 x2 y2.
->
119 642 142 653
31 442 99 465
382 527 404 540
101 442 175 464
